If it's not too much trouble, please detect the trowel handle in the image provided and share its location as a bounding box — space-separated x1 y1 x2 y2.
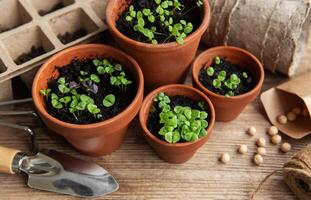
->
0 146 21 174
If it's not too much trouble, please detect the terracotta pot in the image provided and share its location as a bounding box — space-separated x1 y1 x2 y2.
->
139 84 215 164
192 46 265 122
106 0 211 89
32 44 144 156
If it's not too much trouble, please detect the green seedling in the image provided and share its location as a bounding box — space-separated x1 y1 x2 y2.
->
57 77 70 94
206 67 214 76
215 56 221 65
40 89 51 101
90 74 100 83
103 94 116 108
242 72 248 79
51 93 63 109
154 93 209 144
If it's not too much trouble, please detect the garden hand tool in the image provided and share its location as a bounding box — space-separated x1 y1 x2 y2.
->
0 146 119 197
0 98 119 197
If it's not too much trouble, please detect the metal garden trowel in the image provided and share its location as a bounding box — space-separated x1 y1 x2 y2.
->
0 98 119 197
0 146 119 197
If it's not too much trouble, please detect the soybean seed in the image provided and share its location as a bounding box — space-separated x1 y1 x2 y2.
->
256 138 266 147
247 126 256 136
238 145 248 154
271 135 282 145
254 154 264 166
287 112 297 122
220 153 230 164
280 143 291 153
277 115 288 124
268 126 278 136
292 107 302 115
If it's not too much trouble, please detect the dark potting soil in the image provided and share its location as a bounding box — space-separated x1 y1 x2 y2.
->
116 0 202 44
199 58 256 96
58 29 88 44
147 95 208 142
15 46 46 65
39 3 66 16
45 57 137 124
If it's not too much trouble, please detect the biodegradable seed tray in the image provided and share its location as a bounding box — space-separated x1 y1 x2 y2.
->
0 0 108 84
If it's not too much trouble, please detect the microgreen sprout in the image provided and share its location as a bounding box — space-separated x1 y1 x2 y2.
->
58 77 70 94
103 94 116 108
242 72 248 79
123 0 203 45
40 89 51 101
215 56 221 65
51 93 63 109
154 93 209 144
82 80 98 94
206 67 214 76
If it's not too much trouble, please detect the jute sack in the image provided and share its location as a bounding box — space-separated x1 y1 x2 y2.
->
203 0 311 76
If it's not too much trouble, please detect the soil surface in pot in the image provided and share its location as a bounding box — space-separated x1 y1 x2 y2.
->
199 57 256 96
116 0 202 44
43 57 137 124
15 46 46 65
147 95 209 143
39 2 66 16
58 29 88 44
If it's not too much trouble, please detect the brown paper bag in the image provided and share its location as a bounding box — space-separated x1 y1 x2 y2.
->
261 72 311 139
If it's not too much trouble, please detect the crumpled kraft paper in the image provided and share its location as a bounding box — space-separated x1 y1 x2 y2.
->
261 72 311 139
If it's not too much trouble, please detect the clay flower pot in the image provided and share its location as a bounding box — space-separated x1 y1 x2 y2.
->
32 44 144 156
139 84 215 164
192 46 265 122
106 0 211 89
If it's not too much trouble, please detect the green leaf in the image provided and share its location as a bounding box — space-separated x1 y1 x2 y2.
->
51 100 63 109
93 59 102 66
206 67 214 76
59 96 71 104
40 89 51 96
115 64 122 71
213 79 222 89
126 16 133 21
90 74 100 83
57 77 66 84
58 84 70 94
87 104 101 114
103 94 116 107
243 72 248 79
142 8 151 16
97 66 105 74
176 37 184 45
215 56 221 65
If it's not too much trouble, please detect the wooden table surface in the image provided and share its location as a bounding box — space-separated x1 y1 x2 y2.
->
1 40 311 200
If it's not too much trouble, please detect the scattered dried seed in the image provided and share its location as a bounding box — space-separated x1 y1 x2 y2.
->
277 115 288 124
287 112 297 122
256 138 266 147
292 107 302 115
268 126 278 136
280 143 291 153
247 126 256 136
257 147 267 155
271 135 282 145
220 153 230 164
238 145 248 154
254 154 264 166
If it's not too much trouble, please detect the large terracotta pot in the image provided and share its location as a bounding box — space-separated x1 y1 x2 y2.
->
32 44 144 156
139 84 215 164
192 46 265 122
106 0 211 89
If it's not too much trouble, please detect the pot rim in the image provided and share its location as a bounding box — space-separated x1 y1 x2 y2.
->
105 0 211 50
192 46 265 100
32 44 144 130
139 84 215 148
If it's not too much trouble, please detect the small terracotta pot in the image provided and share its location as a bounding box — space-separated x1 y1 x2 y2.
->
32 44 144 156
106 0 211 89
139 84 215 164
192 46 265 122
